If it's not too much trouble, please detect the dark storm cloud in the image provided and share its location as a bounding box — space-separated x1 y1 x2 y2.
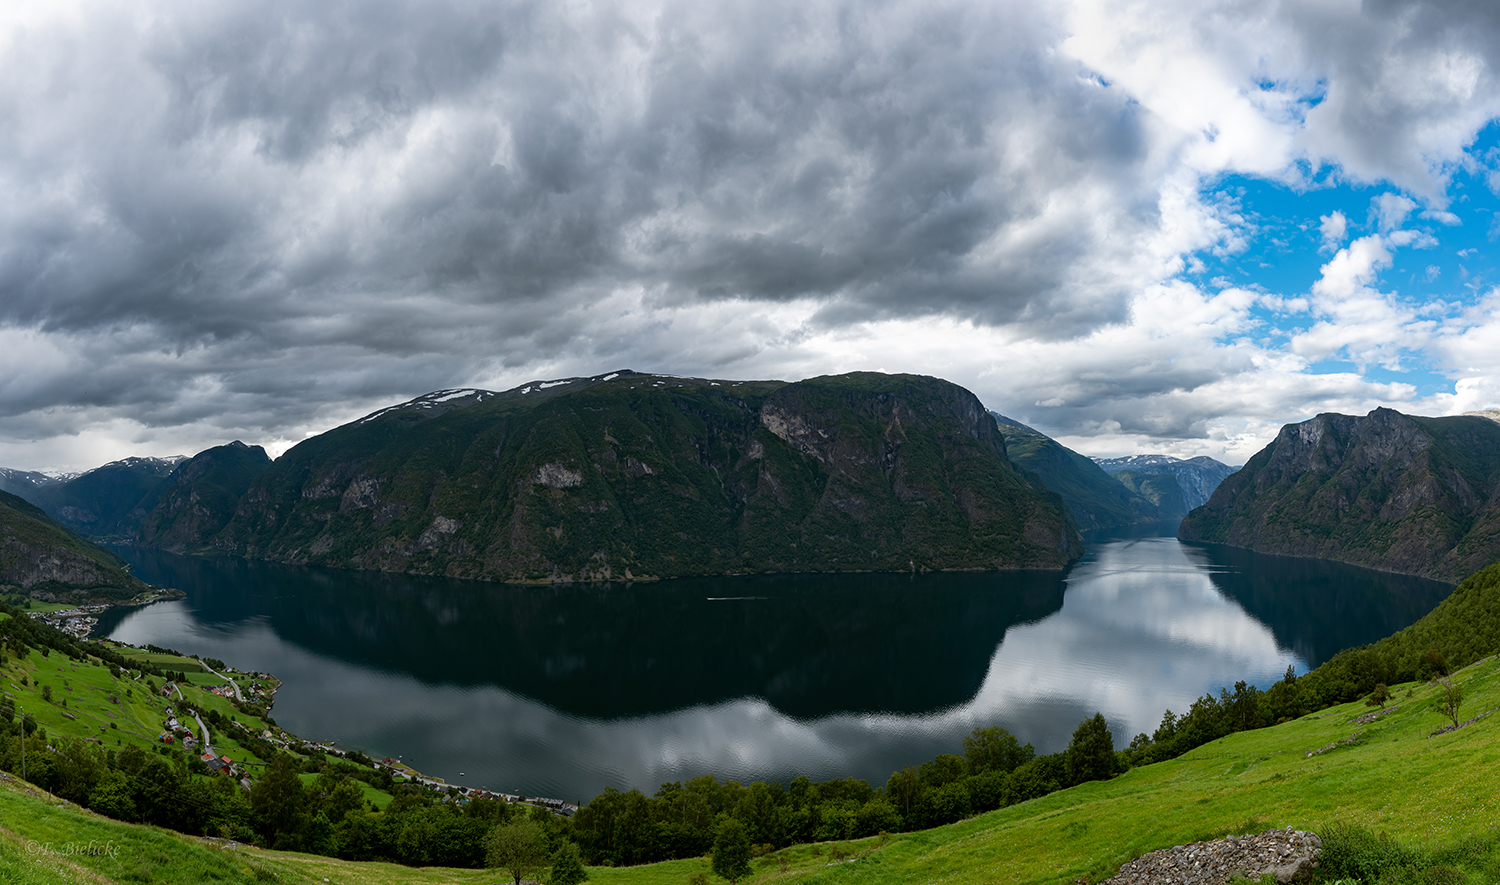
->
5 0 1500 468
0 1 1159 395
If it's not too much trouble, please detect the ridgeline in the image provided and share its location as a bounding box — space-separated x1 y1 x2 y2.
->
165 371 1081 580
0 489 152 605
1180 408 1500 582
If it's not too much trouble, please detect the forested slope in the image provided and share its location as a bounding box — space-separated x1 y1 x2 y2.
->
194 371 1080 580
1180 408 1500 582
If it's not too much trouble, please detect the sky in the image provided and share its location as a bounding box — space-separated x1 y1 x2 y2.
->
5 0 1500 472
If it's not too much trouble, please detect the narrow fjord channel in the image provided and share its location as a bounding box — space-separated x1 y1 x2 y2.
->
98 532 1451 801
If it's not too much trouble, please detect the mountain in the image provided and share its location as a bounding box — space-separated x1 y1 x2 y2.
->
1111 470 1189 520
26 456 187 539
197 371 1080 580
0 467 65 499
0 488 152 603
134 441 272 551
1178 408 1500 583
989 412 1163 532
1092 454 1238 511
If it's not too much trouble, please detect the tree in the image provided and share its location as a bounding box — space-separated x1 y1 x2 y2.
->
884 766 920 822
963 725 1034 774
1437 678 1464 728
250 753 308 848
486 818 549 885
1365 683 1392 707
711 818 751 883
1064 712 1117 786
319 778 366 825
550 840 589 885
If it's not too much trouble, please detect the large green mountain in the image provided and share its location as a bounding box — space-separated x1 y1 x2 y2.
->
0 488 152 602
989 413 1162 531
195 371 1080 580
1178 408 1500 582
134 441 272 551
26 456 185 539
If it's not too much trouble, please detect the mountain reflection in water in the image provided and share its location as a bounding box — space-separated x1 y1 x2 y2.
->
100 534 1451 800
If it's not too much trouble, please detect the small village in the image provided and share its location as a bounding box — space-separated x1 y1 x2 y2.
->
138 648 579 816
26 604 109 640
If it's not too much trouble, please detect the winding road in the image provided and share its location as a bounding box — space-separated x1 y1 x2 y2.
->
199 661 244 702
193 712 213 756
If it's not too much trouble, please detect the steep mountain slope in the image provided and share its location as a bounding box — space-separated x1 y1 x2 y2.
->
989 413 1162 531
134 441 272 551
205 371 1080 580
26 456 185 539
0 488 151 602
1111 470 1189 520
1178 408 1500 582
1093 454 1237 510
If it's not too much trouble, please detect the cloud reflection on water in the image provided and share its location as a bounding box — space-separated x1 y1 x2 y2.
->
104 535 1324 799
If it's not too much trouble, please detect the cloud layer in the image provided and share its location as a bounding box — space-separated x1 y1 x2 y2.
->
3 0 1500 469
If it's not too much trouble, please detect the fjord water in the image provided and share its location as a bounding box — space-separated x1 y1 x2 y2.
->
99 533 1451 801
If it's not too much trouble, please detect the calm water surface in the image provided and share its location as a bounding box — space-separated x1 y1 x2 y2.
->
99 534 1451 801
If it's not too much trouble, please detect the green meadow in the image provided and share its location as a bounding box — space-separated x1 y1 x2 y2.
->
3 639 290 778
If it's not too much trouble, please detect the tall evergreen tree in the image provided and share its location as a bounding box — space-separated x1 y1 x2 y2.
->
1064 712 1117 785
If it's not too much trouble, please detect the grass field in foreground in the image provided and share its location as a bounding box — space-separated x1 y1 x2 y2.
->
6 652 1500 884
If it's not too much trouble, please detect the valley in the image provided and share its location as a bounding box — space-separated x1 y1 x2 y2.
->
6 588 1500 884
5 372 1500 883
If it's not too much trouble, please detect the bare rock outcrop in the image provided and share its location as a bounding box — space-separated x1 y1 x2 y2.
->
1105 828 1321 885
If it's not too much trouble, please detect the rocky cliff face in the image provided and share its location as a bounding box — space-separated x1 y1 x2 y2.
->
203 371 1081 581
1178 408 1500 582
0 489 151 603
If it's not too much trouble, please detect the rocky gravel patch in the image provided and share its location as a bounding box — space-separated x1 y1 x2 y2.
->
1429 707 1496 737
1102 827 1321 885
1305 730 1363 758
1351 705 1398 724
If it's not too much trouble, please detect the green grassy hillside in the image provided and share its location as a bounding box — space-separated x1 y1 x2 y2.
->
0 640 279 777
5 651 1499 884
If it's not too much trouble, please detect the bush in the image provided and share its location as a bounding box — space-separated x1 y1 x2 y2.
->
550 840 589 885
1318 824 1421 882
